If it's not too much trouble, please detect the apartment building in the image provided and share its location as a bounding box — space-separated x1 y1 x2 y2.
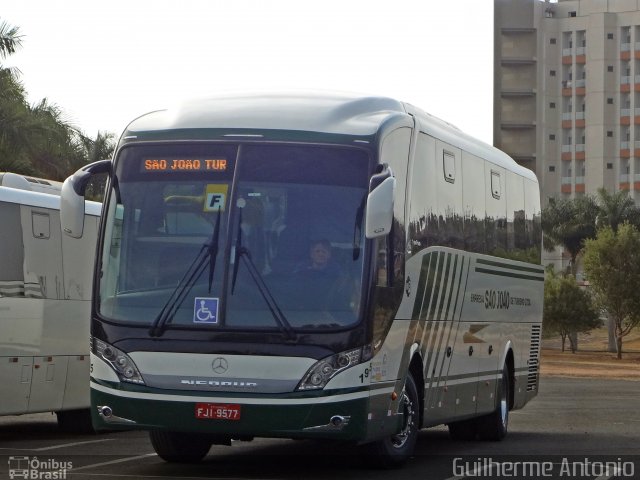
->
494 0 640 209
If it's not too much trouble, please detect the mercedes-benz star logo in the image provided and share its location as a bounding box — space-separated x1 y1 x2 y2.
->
212 357 228 374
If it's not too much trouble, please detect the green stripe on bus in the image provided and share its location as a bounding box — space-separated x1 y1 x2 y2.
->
427 251 446 321
476 258 544 274
475 267 545 282
412 252 433 319
436 253 453 321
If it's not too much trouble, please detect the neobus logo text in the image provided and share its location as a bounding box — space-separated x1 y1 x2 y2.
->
181 379 258 388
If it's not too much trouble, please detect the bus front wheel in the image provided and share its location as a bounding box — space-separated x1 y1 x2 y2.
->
149 430 211 463
366 373 419 468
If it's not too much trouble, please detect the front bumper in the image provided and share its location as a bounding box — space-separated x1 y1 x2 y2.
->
90 381 370 441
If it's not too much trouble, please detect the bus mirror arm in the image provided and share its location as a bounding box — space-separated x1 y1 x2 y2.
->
61 160 111 238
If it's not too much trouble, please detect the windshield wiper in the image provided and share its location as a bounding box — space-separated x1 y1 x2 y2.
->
149 208 221 337
230 207 296 342
352 194 366 261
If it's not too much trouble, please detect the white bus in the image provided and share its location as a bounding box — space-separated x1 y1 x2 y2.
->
61 93 543 466
0 172 101 431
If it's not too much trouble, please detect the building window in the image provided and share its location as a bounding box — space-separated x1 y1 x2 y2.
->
549 134 556 140
550 70 556 76
550 38 557 45
607 98 614 104
607 163 613 169
569 11 577 17
608 33 614 40
549 166 556 172
607 131 613 137
550 102 556 109
608 65 614 72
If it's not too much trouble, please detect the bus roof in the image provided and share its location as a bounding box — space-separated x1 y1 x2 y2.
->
123 92 406 139
121 92 537 182
0 172 63 194
0 186 102 216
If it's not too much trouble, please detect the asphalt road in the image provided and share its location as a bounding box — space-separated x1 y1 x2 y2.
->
0 377 638 480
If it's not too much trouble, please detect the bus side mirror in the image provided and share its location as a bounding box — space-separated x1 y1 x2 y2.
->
61 160 111 238
365 176 395 239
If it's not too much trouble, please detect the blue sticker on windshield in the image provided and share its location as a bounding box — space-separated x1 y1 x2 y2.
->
194 297 219 324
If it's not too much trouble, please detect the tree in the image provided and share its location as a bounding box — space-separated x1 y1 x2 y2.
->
582 224 640 359
595 187 640 232
541 196 599 275
543 268 601 353
0 19 116 182
542 195 599 351
0 20 22 59
593 188 640 351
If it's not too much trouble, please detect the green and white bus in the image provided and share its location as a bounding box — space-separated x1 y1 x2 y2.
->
61 93 543 466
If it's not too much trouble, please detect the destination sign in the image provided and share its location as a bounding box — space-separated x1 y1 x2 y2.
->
142 158 228 172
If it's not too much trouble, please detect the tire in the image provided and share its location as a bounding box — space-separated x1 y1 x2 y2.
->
477 365 510 441
367 373 419 468
56 409 94 434
448 417 478 441
149 430 211 463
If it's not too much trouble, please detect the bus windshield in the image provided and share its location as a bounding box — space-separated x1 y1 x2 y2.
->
98 143 370 332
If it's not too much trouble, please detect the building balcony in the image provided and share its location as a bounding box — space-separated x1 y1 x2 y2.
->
500 121 536 130
500 88 536 97
621 108 631 124
575 144 585 159
500 57 536 66
620 174 631 190
621 142 631 158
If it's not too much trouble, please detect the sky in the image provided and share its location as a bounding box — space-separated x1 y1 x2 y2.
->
3 0 495 144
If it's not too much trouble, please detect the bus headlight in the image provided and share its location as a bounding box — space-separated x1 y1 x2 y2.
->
297 347 362 391
93 338 145 385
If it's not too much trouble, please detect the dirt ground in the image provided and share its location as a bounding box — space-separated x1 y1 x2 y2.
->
540 327 640 381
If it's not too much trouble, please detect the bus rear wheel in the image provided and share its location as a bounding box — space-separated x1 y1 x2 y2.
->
149 430 211 463
366 373 419 468
477 365 510 441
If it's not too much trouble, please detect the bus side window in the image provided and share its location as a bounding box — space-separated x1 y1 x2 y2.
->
0 201 25 297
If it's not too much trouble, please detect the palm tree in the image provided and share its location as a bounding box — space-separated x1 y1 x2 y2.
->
541 195 599 275
0 19 117 184
595 187 640 232
0 20 23 59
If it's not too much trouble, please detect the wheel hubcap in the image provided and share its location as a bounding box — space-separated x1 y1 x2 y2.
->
391 389 415 449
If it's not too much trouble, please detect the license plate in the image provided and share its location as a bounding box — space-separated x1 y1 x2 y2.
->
195 403 241 420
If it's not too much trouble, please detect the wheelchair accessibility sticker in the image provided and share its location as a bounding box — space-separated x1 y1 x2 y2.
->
194 297 219 324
